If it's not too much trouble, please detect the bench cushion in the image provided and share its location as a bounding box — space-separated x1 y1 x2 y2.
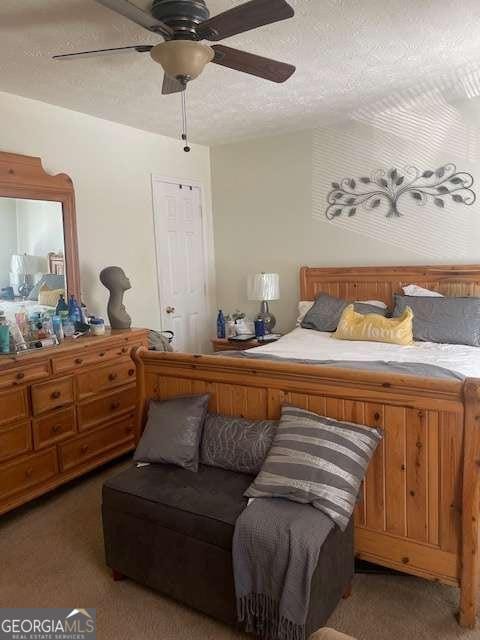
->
103 463 252 551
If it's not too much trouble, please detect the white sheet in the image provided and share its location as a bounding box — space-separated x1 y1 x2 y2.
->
250 327 480 378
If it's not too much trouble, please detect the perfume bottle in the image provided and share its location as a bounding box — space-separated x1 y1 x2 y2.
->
56 294 68 315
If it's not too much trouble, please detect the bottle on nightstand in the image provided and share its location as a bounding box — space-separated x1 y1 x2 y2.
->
216 310 226 338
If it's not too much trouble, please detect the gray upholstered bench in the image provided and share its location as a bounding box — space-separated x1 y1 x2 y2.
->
102 463 354 637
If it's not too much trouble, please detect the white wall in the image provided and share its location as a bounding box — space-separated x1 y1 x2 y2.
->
0 198 17 289
211 96 480 332
15 199 64 262
0 90 214 329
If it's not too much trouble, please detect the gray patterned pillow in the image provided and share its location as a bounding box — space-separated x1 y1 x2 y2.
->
245 405 383 530
393 294 480 346
200 414 277 475
301 293 387 332
134 394 210 472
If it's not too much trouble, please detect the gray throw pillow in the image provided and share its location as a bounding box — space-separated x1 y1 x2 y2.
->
134 394 210 471
245 405 383 530
301 293 387 332
392 294 480 346
200 414 277 475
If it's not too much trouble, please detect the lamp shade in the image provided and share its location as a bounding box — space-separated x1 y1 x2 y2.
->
247 273 280 302
10 254 39 274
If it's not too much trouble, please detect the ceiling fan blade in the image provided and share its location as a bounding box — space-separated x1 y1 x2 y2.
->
95 0 173 39
197 0 294 41
212 45 295 83
52 45 153 61
162 74 185 95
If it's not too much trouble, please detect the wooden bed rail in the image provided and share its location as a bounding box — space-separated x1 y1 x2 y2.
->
133 347 480 628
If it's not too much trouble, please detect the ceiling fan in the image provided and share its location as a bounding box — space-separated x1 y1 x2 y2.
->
53 0 296 89
53 0 295 150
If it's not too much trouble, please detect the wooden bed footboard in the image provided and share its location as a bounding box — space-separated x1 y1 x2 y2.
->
134 348 480 628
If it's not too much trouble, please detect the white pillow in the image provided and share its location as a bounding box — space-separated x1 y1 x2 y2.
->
402 284 443 297
296 301 314 326
296 299 387 326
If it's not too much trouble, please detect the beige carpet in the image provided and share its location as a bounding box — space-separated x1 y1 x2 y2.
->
1 460 478 640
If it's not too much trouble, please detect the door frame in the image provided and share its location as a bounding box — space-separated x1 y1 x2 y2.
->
151 174 216 348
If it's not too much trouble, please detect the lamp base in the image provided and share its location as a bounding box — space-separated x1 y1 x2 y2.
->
256 301 276 334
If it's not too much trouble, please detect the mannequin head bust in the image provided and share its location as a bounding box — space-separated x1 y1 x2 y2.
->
99 266 132 330
99 266 131 293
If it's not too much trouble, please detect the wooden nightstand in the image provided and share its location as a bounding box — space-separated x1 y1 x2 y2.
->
211 338 260 352
211 336 282 352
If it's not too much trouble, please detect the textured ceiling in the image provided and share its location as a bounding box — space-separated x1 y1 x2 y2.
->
3 0 480 145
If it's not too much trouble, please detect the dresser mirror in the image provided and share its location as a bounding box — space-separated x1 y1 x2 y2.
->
0 152 80 341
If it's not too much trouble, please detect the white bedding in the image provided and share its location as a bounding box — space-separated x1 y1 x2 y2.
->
250 327 480 378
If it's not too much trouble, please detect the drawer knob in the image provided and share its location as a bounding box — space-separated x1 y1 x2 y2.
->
16 372 25 380
126 426 133 434
108 372 118 381
99 352 106 357
52 425 61 434
25 467 33 478
128 369 135 377
121 347 128 354
110 401 121 411
81 444 89 454
75 358 83 365
51 390 61 399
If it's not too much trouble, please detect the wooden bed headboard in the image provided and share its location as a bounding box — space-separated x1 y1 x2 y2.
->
300 264 480 306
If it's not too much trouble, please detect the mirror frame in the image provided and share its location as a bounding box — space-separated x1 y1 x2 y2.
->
0 152 80 299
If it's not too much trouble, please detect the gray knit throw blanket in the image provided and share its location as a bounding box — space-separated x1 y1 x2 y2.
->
233 498 333 640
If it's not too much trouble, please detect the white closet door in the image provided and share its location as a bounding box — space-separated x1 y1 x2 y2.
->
153 180 208 353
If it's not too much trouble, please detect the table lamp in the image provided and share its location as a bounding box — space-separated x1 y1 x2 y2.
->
247 273 280 333
10 254 37 298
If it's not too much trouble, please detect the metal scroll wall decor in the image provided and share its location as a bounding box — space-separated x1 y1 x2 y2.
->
325 164 476 220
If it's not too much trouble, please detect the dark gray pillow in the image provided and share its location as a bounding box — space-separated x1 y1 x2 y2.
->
200 414 277 475
28 274 66 301
134 394 210 471
301 293 387 332
245 405 383 530
392 294 480 346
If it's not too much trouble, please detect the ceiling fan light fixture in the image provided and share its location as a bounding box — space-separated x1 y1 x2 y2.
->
150 40 214 81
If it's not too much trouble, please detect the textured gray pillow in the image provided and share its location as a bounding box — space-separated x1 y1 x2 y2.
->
134 394 210 471
200 414 277 475
301 293 387 332
393 294 480 346
245 405 383 530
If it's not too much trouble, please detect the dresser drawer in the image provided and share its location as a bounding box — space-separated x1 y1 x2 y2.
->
0 361 50 390
0 387 29 426
76 360 136 400
31 376 74 415
0 420 32 462
52 343 139 375
78 385 137 432
0 448 57 500
59 415 135 471
33 406 76 450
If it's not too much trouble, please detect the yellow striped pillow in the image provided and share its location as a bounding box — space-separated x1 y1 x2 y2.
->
334 304 413 345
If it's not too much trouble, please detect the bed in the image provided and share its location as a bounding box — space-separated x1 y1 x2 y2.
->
134 264 480 628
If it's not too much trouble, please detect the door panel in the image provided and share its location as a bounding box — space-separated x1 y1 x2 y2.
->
153 181 208 353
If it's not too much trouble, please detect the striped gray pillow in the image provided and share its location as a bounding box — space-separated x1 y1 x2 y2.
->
245 405 383 530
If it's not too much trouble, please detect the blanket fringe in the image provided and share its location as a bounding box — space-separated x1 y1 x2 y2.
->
238 594 305 640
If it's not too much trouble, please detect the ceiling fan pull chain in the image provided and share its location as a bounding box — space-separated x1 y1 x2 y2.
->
181 84 191 153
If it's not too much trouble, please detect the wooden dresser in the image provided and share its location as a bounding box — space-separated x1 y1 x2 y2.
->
0 328 148 515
